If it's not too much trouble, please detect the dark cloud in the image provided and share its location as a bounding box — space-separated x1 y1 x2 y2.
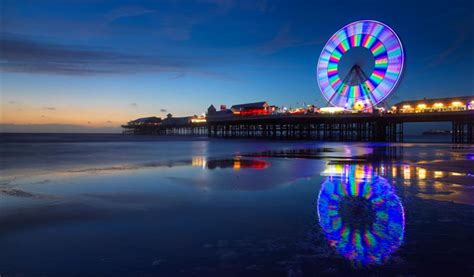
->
0 34 222 76
8 101 17 104
130 103 138 107
43 107 56 111
160 109 167 113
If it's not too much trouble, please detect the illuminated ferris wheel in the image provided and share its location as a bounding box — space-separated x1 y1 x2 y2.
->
316 20 405 110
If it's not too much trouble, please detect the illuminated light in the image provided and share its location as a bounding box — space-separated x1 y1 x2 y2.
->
403 165 410 179
391 106 397 110
236 108 271 116
192 156 206 168
392 167 397 177
317 20 404 109
320 107 346 114
451 101 463 106
317 170 405 266
354 100 365 111
417 104 426 109
451 172 462 176
205 159 268 170
469 101 474 110
191 117 207 123
321 164 345 176
434 171 444 178
417 168 426 179
233 160 241 170
433 103 444 108
433 181 443 190
418 180 427 189
402 105 411 109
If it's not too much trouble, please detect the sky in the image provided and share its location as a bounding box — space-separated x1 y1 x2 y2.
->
1 0 473 132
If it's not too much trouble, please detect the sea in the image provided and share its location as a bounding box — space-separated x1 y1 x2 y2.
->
1 133 473 276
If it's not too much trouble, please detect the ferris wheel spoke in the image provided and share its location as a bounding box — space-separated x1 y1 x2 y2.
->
317 20 404 109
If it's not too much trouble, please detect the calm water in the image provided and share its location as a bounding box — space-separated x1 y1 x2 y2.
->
1 134 473 276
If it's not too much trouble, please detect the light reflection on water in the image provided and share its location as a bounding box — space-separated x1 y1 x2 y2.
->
1 137 474 275
317 165 405 266
320 159 473 205
191 156 269 170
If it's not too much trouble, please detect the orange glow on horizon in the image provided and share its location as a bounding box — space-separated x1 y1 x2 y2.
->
1 102 194 129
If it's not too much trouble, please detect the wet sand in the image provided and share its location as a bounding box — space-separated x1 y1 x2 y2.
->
1 134 473 275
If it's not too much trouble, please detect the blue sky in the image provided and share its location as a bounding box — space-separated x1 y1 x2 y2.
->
1 0 473 131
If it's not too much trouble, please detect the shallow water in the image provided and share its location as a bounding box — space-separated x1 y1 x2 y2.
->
1 134 473 276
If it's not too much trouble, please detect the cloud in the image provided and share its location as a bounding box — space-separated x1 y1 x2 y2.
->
130 103 138 107
427 28 470 68
168 72 186 80
160 109 167 113
43 107 56 111
260 24 324 54
0 33 228 76
198 0 235 13
197 0 272 14
106 5 156 21
8 101 17 104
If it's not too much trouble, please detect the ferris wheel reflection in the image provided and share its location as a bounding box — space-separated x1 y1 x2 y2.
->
317 164 405 266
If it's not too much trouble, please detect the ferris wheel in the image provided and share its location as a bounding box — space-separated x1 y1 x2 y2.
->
316 20 404 110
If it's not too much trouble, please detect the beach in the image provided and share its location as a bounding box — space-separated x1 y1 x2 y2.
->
1 134 473 275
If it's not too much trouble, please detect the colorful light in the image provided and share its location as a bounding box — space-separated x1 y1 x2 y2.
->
317 165 405 266
317 20 404 109
320 107 346 114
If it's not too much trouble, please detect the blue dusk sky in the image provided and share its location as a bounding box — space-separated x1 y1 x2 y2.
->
0 0 473 132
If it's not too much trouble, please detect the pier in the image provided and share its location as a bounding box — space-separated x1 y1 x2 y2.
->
122 110 473 143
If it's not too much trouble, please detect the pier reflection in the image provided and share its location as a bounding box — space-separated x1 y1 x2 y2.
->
192 156 269 170
317 164 405 266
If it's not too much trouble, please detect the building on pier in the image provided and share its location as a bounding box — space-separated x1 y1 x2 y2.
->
231 101 270 116
125 116 162 126
121 116 162 134
161 113 192 126
393 96 474 113
207 104 233 120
